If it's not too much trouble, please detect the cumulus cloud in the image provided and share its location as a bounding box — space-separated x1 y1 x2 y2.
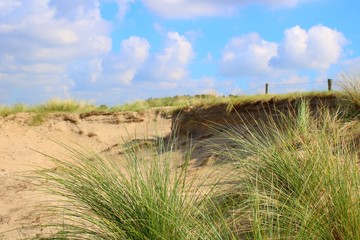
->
145 31 194 82
48 0 101 19
141 0 308 18
271 25 346 70
0 0 111 103
101 36 150 85
220 33 278 77
68 36 150 91
0 0 22 17
220 25 346 80
115 0 134 18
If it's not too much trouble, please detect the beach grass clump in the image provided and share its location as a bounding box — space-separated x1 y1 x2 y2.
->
33 98 96 113
216 101 360 239
110 94 221 112
30 138 225 239
0 99 97 116
27 113 46 126
338 72 360 118
0 103 27 116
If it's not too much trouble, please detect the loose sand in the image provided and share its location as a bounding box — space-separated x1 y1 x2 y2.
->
0 110 182 239
1 96 339 239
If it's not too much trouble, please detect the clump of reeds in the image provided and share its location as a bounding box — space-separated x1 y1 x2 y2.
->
216 101 360 239
34 99 95 113
0 99 96 117
338 72 360 118
28 137 226 239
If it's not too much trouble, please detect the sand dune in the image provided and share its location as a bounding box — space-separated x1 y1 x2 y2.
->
0 110 174 239
0 96 338 239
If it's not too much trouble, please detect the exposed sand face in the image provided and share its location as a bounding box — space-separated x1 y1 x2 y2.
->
0 110 174 239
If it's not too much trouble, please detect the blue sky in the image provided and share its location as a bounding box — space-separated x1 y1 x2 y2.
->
0 0 359 105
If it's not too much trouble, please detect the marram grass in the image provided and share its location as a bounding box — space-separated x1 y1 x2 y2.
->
2 87 357 239
216 101 360 239
27 138 228 239
1 91 338 117
338 72 360 118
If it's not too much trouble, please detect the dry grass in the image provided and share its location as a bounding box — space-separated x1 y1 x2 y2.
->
1 92 338 117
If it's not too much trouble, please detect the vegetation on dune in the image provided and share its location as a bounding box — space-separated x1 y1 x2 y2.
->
0 99 97 117
2 74 359 239
22 97 359 239
111 91 337 113
0 91 338 117
26 138 228 240
215 101 359 239
338 72 360 118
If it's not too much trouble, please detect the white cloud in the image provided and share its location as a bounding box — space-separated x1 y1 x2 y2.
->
69 36 150 88
115 0 134 19
147 31 194 81
0 0 112 103
270 25 346 70
220 25 346 80
100 36 150 84
220 33 278 77
121 36 150 67
48 0 101 20
141 0 309 19
0 0 22 17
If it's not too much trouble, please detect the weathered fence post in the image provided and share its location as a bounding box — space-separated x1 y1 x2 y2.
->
265 83 269 94
328 79 332 91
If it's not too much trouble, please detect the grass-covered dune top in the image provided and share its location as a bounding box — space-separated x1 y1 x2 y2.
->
172 92 340 137
0 75 359 239
0 91 339 117
10 96 359 239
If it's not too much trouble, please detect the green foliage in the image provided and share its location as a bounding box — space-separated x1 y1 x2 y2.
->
2 84 358 239
33 99 95 113
111 92 337 113
0 99 98 116
338 72 360 118
110 94 221 112
27 113 46 126
29 138 226 239
1 92 338 117
216 101 360 239
0 104 27 116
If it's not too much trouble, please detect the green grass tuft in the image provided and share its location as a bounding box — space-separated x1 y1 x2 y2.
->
28 138 227 239
216 101 360 239
27 113 46 126
338 72 360 118
0 99 97 116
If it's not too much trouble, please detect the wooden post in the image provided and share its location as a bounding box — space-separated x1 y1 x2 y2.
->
328 79 332 91
265 83 269 94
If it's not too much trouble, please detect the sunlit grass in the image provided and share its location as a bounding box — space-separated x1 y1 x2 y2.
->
0 99 97 117
1 81 357 239
19 96 358 239
0 91 338 117
27 137 229 239
110 91 338 115
215 101 360 239
338 72 360 118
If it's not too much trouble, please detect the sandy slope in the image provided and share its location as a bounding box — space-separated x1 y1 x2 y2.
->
0 96 339 239
0 110 174 239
